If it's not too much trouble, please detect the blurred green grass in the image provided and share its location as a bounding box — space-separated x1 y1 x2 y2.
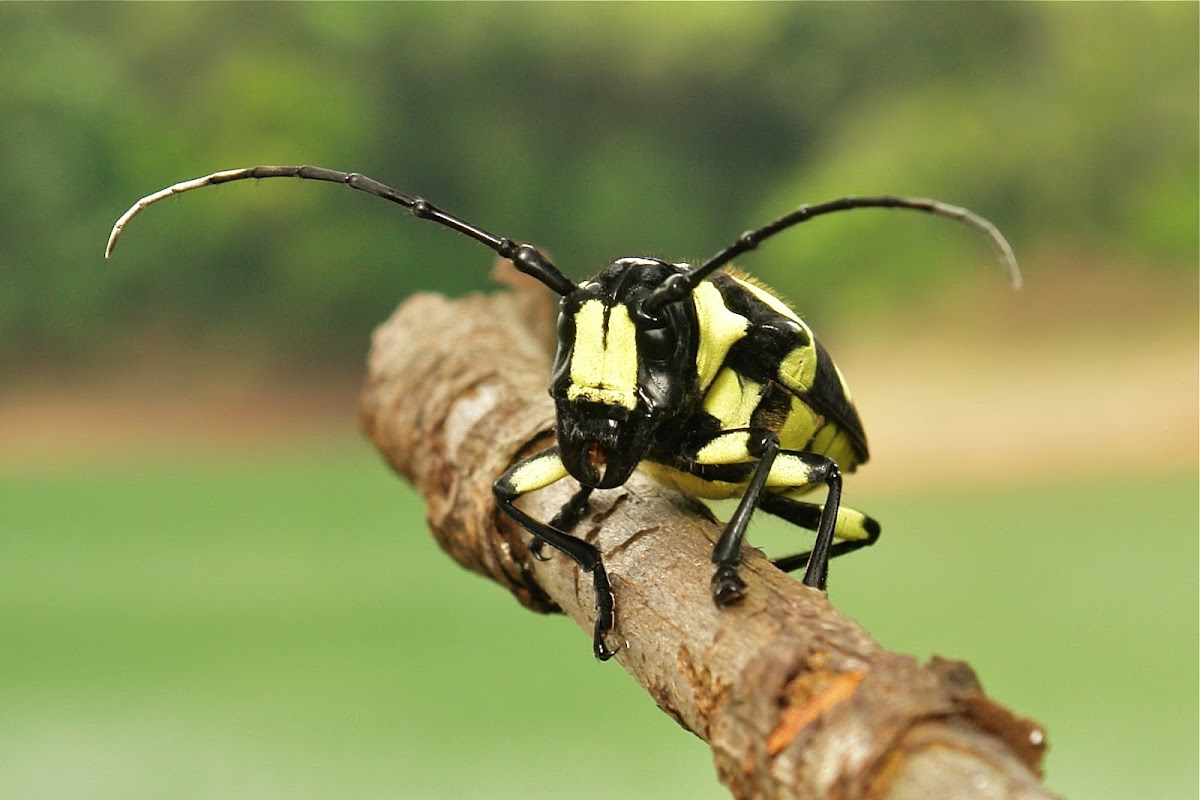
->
1 439 1195 799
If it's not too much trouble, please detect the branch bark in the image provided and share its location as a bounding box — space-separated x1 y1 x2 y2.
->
357 261 1057 800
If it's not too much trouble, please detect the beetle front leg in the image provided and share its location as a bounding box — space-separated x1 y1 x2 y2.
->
530 486 594 561
493 449 618 660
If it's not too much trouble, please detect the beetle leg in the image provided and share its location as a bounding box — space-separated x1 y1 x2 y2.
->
531 486 594 561
710 430 781 606
790 457 842 590
759 493 881 576
705 435 861 600
493 449 618 660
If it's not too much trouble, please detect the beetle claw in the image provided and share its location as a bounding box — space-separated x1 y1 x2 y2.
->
529 536 552 561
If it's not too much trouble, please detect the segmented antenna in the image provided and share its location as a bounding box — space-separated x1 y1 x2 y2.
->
104 165 577 296
645 195 1021 310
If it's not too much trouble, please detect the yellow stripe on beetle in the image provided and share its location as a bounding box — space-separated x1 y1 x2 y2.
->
567 300 639 410
730 275 800 322
700 370 764 432
690 282 749 392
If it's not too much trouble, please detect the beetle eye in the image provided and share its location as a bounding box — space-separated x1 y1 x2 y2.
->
638 324 675 362
556 311 575 343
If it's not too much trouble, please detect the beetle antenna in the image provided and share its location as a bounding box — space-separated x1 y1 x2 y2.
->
104 165 577 297
645 195 1021 310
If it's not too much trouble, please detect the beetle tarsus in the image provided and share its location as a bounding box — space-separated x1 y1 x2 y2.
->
592 577 619 660
711 564 748 607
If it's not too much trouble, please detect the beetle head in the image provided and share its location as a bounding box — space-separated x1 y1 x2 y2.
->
549 258 698 489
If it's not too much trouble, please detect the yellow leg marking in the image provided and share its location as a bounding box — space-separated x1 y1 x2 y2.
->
695 431 751 465
778 487 872 542
832 507 871 541
509 451 569 494
765 452 818 488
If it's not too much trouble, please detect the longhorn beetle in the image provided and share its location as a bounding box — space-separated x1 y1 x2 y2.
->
107 165 1020 660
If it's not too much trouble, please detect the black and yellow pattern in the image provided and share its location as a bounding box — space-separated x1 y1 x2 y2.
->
496 260 883 631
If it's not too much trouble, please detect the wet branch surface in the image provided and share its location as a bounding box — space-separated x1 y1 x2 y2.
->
357 263 1057 800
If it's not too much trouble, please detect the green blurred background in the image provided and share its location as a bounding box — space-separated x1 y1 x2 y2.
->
2 3 1196 799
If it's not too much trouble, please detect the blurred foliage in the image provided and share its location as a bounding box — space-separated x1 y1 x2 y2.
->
1 2 1196 371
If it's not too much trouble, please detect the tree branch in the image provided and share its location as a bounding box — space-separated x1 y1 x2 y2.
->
357 261 1057 800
